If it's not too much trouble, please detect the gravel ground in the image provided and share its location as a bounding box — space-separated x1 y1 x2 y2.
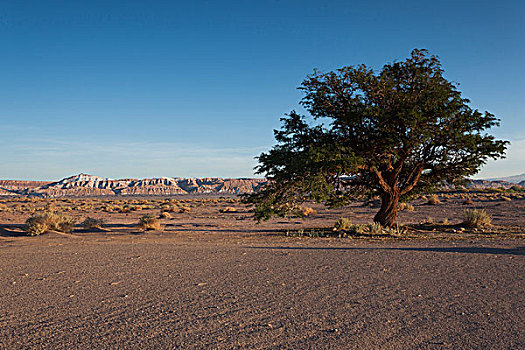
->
0 232 523 349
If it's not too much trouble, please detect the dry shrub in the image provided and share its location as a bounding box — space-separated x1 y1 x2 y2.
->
427 194 441 205
334 217 352 231
367 222 383 234
137 214 162 231
179 206 191 213
220 207 238 213
25 212 76 236
81 217 105 229
423 217 434 224
501 196 511 202
300 207 317 216
398 202 414 211
463 209 492 228
159 211 172 219
160 204 177 212
463 198 474 205
25 216 48 236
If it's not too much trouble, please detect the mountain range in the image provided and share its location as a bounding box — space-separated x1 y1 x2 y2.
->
0 174 265 197
487 173 525 184
0 173 523 197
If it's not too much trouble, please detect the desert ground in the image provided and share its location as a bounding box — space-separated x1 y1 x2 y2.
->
0 192 524 349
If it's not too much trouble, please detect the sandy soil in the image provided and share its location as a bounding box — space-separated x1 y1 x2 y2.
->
0 194 523 349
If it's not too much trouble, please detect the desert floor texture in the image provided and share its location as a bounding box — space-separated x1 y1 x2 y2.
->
0 193 524 349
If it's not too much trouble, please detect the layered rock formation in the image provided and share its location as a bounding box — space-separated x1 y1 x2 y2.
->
0 174 265 197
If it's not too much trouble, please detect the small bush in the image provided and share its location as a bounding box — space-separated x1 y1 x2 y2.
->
24 212 76 236
368 222 383 234
25 216 48 236
159 211 172 219
463 198 474 205
423 216 434 224
300 207 317 217
179 206 191 213
334 217 352 231
463 209 492 228
137 214 161 231
398 202 414 211
427 194 441 205
160 204 177 212
82 217 105 229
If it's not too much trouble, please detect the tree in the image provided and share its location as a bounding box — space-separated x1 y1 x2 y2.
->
246 49 508 227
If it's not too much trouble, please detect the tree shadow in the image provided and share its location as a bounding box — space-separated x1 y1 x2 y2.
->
0 225 27 237
245 245 525 256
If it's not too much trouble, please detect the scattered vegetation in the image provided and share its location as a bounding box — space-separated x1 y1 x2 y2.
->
25 212 76 236
288 222 405 238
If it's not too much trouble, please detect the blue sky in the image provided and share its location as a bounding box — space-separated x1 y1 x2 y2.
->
1 0 523 180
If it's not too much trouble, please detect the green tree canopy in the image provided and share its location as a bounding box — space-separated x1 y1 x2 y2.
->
246 49 508 227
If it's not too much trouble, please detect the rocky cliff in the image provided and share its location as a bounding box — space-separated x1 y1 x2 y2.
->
0 174 265 197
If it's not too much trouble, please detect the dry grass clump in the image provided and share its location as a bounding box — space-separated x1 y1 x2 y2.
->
25 216 48 236
25 212 76 236
367 222 383 234
501 196 512 202
463 209 492 228
463 198 474 205
137 214 162 231
427 194 441 205
423 216 434 224
220 207 238 213
179 206 191 213
398 202 415 211
81 217 105 229
300 207 317 217
333 217 352 231
159 211 172 219
295 221 403 238
160 203 177 212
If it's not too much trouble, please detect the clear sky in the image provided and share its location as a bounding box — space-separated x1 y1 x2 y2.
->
1 0 523 180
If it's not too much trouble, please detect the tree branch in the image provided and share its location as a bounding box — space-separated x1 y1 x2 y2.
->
400 162 424 195
370 166 392 193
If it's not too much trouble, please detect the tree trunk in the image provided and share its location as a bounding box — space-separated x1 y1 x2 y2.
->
373 191 400 227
